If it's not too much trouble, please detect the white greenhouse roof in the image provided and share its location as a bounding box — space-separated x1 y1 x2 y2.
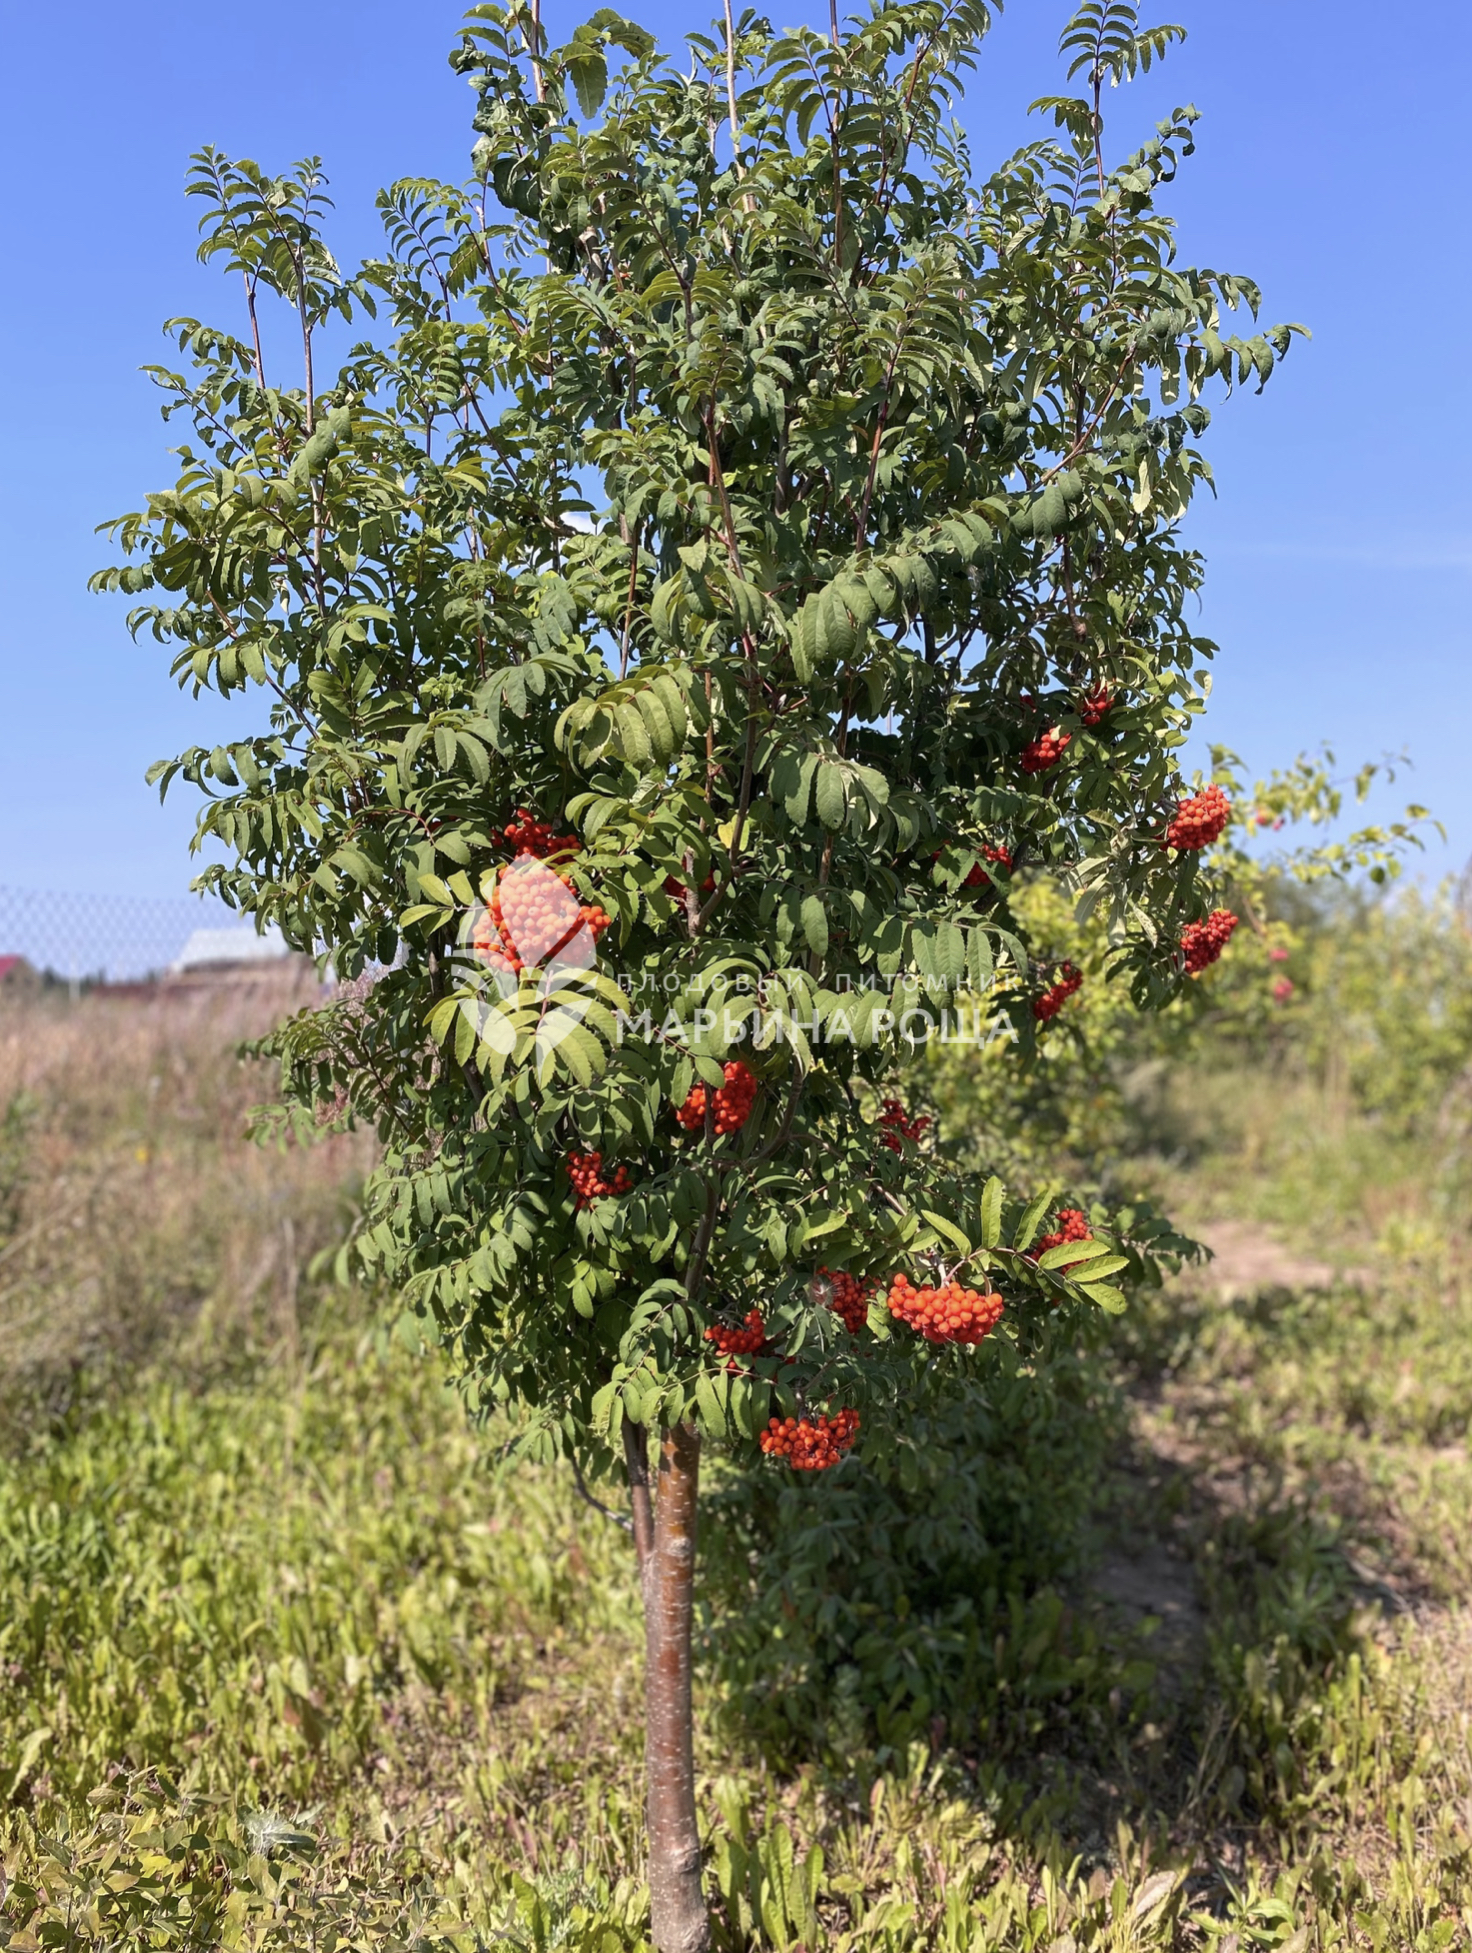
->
171 925 288 971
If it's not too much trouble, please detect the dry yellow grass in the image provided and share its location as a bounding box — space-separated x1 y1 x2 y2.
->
0 977 372 1421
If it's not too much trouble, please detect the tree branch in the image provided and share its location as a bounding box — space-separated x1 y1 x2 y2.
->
723 0 742 171
623 1422 654 1572
570 1451 634 1533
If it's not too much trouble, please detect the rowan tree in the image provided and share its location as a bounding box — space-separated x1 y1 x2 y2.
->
98 2 1313 1944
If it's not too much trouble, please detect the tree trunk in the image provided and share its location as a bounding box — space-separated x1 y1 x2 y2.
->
627 1420 708 1953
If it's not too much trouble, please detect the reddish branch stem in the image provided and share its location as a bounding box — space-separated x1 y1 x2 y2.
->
641 1423 708 1953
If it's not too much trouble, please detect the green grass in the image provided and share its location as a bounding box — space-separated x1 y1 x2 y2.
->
5 975 1472 1949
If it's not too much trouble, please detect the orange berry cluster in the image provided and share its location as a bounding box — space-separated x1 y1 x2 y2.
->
664 872 716 901
1181 908 1239 975
676 1060 758 1135
759 1409 860 1470
706 1308 767 1357
503 808 579 858
963 842 1014 888
887 1274 1005 1345
818 1267 875 1332
1080 686 1114 727
1035 1208 1093 1260
476 865 611 975
470 904 518 979
1020 728 1072 775
878 1096 930 1153
566 1150 631 1209
1166 784 1231 851
1032 962 1083 1021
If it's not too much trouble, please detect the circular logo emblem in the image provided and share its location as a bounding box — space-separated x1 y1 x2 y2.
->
453 858 606 1060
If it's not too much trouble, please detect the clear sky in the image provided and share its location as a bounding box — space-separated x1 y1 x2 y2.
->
2 0 1466 898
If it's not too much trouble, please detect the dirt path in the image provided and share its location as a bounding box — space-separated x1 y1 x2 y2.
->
1195 1217 1369 1297
1087 1219 1380 1683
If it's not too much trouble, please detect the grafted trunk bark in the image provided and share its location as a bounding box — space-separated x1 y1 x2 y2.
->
627 1420 708 1953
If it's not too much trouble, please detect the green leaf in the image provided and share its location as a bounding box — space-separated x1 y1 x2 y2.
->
614 701 653 768
426 997 460 1046
695 1370 728 1438
1012 1188 1054 1253
1064 1252 1130 1279
784 754 818 824
934 921 965 982
800 895 829 959
920 1210 972 1255
567 50 609 117
979 1176 1003 1249
1077 1282 1127 1314
814 762 848 830
1037 1235 1112 1270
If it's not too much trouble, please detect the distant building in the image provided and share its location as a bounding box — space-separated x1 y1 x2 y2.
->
147 924 314 995
170 926 289 975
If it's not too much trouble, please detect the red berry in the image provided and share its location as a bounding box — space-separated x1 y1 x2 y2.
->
1080 686 1114 728
705 1308 767 1357
1033 1207 1093 1262
816 1266 875 1333
886 1273 1005 1346
1165 785 1231 852
474 862 609 976
963 841 1014 888
504 808 580 859
759 1408 859 1470
877 1097 930 1153
1180 908 1238 975
1032 962 1083 1021
676 1060 759 1135
1272 976 1295 1002
566 1149 632 1209
1020 728 1071 775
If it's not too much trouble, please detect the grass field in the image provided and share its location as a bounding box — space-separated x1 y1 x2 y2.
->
2 938 1472 1951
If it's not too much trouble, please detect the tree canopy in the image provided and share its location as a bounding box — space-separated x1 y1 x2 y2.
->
96 0 1319 1469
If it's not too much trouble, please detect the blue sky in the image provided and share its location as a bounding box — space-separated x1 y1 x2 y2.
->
2 0 1466 898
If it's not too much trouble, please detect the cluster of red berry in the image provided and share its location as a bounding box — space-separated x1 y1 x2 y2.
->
887 1274 1005 1345
1165 785 1231 851
1032 962 1084 1021
964 842 1014 888
503 808 580 859
878 1097 930 1153
1272 977 1295 1003
1020 728 1072 775
1080 687 1114 727
664 872 716 902
566 1150 632 1209
676 1060 759 1135
705 1309 767 1357
470 903 517 978
759 1409 860 1470
473 864 612 975
1181 908 1239 975
817 1267 874 1332
1034 1208 1093 1261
